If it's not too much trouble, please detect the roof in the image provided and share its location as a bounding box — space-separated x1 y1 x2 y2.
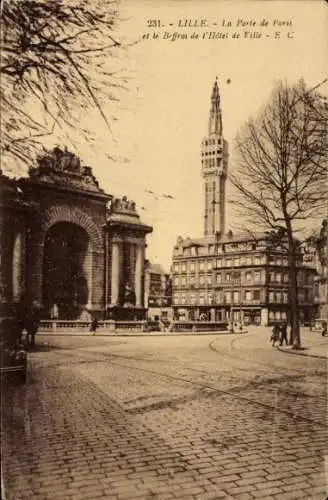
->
147 263 169 275
178 231 267 248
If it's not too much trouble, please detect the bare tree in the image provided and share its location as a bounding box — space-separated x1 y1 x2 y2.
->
230 79 328 348
0 0 128 173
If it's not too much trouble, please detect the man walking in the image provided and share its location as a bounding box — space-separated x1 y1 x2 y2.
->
280 322 288 346
26 301 41 348
270 324 280 347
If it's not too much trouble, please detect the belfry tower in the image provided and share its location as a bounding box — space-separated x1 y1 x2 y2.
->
201 79 228 236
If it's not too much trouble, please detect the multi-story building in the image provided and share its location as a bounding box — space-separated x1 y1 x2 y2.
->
303 219 328 320
144 261 172 321
171 80 316 327
172 232 316 326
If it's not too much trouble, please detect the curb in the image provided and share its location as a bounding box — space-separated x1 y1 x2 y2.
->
277 345 327 360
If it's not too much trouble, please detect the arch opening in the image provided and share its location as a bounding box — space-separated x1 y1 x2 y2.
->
42 222 91 319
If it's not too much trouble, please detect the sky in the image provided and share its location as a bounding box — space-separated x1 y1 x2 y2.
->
10 0 328 271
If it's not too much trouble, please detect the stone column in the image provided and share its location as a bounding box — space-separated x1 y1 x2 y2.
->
134 242 145 308
111 239 121 306
83 241 93 309
29 240 44 306
12 227 26 302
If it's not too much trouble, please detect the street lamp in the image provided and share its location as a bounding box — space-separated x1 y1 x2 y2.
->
230 271 242 332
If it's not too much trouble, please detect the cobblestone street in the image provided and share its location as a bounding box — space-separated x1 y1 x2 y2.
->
2 329 327 500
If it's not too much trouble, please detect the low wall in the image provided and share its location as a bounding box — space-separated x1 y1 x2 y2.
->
39 320 230 334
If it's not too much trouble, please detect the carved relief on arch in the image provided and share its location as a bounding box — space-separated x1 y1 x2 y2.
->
41 204 103 252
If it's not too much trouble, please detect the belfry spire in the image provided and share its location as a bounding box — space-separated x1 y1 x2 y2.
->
209 78 222 136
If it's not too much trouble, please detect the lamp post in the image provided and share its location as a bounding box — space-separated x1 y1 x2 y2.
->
230 271 242 333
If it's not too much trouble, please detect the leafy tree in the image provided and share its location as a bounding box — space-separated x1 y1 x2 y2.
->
0 0 126 173
230 79 327 348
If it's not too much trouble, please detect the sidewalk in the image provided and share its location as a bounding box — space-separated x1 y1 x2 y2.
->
277 328 328 360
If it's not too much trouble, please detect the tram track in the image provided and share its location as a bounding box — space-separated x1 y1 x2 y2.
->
209 333 327 379
39 341 327 429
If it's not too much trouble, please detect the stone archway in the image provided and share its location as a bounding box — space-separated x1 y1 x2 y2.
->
28 204 104 315
42 205 103 251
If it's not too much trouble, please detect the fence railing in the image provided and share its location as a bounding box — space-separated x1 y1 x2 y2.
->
39 319 230 334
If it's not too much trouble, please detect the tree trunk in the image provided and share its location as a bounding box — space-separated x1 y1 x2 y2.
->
286 228 301 349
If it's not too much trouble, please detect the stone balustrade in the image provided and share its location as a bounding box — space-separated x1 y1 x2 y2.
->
39 319 230 334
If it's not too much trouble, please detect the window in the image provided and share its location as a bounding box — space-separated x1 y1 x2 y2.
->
199 261 205 272
276 273 282 283
233 291 239 303
207 260 212 271
246 256 252 265
269 272 275 283
173 276 179 286
181 277 186 286
181 263 186 272
226 259 232 267
276 292 281 303
181 293 186 304
253 290 260 301
190 293 196 304
216 258 222 267
226 273 231 282
254 271 261 283
173 263 180 273
189 262 195 272
199 294 205 305
199 275 205 285
190 276 195 286
173 293 180 304
216 273 222 284
254 255 261 265
234 258 240 267
246 272 252 283
225 291 231 304
207 275 212 285
240 256 246 266
269 291 275 303
282 292 288 303
245 290 252 302
191 247 197 256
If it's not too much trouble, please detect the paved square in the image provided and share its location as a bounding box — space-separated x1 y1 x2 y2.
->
2 328 327 499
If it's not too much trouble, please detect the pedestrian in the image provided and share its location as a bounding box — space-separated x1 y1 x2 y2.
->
90 317 98 335
16 296 27 344
26 301 40 349
280 322 288 346
321 321 327 337
270 324 280 347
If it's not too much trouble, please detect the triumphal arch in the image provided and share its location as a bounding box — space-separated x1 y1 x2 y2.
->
0 147 152 320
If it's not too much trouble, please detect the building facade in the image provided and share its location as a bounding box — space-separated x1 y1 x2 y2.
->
172 233 316 326
303 219 328 320
171 80 317 326
0 147 152 321
144 262 172 321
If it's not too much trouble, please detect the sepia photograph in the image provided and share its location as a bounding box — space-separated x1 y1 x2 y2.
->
1 0 327 499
